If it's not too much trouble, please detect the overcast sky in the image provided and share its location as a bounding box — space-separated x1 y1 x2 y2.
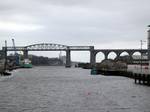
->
0 0 150 62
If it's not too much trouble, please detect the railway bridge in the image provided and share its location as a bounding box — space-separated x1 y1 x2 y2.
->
1 43 149 67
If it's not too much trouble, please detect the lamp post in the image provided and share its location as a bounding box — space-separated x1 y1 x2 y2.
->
147 25 150 73
4 40 7 71
140 40 146 73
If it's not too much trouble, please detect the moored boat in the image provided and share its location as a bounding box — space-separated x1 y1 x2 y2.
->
20 59 32 68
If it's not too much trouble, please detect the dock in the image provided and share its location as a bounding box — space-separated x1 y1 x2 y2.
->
91 67 150 86
134 73 150 86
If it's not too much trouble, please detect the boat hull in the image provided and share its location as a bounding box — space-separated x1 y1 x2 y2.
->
21 63 32 68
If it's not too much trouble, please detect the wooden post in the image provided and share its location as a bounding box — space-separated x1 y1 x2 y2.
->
143 74 146 84
135 73 137 84
147 75 149 86
139 74 141 84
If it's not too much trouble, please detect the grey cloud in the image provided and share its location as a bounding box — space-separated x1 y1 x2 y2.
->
0 0 150 49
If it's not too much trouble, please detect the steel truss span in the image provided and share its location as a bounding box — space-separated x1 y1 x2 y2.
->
4 43 92 51
25 43 68 51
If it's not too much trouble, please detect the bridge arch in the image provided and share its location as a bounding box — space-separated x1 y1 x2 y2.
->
107 51 117 60
132 51 141 59
96 52 105 63
115 51 131 62
120 51 130 57
24 43 68 50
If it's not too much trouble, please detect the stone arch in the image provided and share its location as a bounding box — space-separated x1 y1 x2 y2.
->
96 52 105 63
107 51 117 60
116 51 131 62
132 51 141 59
120 51 130 56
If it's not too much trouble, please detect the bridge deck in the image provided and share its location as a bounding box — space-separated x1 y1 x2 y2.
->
2 46 148 52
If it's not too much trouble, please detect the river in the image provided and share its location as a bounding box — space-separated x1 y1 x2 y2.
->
0 66 150 112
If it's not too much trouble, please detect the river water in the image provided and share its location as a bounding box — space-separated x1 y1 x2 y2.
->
0 66 150 112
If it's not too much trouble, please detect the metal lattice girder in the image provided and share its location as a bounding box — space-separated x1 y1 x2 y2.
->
23 43 92 51
25 43 68 51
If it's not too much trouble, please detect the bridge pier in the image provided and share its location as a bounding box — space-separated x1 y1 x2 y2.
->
104 52 109 60
116 52 121 60
23 50 28 59
90 46 96 67
66 49 71 68
128 52 133 61
104 55 108 60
